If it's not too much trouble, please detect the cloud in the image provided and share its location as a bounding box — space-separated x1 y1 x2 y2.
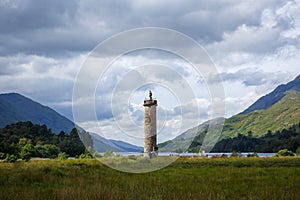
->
0 53 86 119
207 0 300 63
0 0 281 56
0 0 127 55
209 68 292 86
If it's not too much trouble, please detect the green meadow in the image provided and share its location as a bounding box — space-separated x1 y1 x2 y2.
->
1 157 300 200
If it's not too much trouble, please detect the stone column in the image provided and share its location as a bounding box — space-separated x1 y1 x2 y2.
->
143 91 158 158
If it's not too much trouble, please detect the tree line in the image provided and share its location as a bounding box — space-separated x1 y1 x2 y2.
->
188 122 300 153
0 121 93 161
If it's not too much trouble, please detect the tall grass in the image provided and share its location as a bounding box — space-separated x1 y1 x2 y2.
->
1 157 300 200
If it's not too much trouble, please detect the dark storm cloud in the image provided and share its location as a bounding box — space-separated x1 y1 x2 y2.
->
0 0 281 56
0 0 98 55
0 1 76 32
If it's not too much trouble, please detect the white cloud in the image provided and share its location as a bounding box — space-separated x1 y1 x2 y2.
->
0 53 87 119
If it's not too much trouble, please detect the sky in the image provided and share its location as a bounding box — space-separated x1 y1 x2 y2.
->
0 0 300 146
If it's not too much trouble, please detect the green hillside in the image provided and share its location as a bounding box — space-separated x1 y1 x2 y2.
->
222 90 300 138
158 118 225 153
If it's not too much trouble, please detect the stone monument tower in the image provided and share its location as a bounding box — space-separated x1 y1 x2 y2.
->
143 90 158 158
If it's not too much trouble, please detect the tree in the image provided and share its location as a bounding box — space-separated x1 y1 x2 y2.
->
78 130 93 149
17 137 32 150
35 144 59 158
19 144 35 161
247 131 253 138
58 131 66 142
0 121 88 158
59 128 85 157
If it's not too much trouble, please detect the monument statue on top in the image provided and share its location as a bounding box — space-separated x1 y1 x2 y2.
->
149 90 152 100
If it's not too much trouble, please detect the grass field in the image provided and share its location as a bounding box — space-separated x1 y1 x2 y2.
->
1 157 300 200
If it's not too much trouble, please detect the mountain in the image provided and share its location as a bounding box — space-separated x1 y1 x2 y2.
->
0 93 75 134
241 75 300 114
159 75 300 152
110 140 143 152
90 132 143 153
0 92 143 152
89 132 124 152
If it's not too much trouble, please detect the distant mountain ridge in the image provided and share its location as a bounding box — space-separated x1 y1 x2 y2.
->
90 132 143 153
110 139 143 152
241 75 300 114
0 93 75 134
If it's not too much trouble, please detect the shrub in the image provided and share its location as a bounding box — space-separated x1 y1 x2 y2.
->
296 147 300 156
221 154 228 158
78 153 92 159
4 154 18 163
274 149 295 157
58 152 69 160
0 152 5 159
247 153 259 157
128 155 137 160
78 148 94 159
231 151 242 158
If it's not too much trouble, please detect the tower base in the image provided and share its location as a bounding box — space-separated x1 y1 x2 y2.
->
143 151 158 159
